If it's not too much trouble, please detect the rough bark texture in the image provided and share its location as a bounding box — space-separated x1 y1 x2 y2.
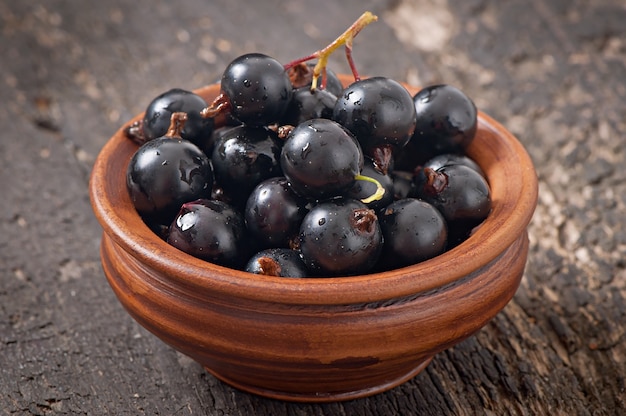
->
1 0 625 414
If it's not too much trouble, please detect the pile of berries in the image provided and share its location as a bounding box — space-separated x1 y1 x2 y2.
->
123 12 491 278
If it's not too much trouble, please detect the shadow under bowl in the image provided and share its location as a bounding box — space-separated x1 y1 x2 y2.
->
89 76 538 403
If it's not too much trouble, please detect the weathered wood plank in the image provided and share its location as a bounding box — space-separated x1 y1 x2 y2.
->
1 0 624 414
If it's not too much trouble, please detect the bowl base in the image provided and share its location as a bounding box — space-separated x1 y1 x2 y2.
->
204 356 434 403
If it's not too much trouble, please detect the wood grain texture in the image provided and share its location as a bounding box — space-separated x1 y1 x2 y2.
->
1 0 625 414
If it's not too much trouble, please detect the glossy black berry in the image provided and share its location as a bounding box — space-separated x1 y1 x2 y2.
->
415 165 491 246
244 177 309 249
280 118 364 200
245 248 308 278
298 198 383 276
411 84 477 156
378 198 448 269
220 53 293 126
126 119 213 224
211 125 283 206
200 125 241 158
332 76 416 174
167 199 248 268
142 88 214 147
281 87 337 126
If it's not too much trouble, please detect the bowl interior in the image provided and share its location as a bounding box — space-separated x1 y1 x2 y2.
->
89 78 538 306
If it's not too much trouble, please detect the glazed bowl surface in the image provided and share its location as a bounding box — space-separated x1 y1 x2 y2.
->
89 76 538 402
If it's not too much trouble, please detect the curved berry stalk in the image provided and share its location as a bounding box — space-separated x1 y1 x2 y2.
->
284 11 378 90
354 174 385 204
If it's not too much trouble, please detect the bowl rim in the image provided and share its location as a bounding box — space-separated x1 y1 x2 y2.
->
89 79 538 306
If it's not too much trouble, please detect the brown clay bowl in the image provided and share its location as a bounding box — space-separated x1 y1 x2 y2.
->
89 75 538 402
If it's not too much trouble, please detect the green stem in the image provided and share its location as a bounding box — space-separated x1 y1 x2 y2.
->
283 11 378 90
355 174 385 204
311 11 377 89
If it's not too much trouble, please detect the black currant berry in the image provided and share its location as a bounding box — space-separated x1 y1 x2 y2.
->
167 199 248 268
415 165 491 247
281 87 337 126
298 198 383 276
411 84 477 156
332 76 416 174
142 88 214 147
378 198 447 269
280 118 364 200
219 53 293 126
211 125 283 206
126 113 213 224
200 125 241 158
244 177 309 249
245 248 308 278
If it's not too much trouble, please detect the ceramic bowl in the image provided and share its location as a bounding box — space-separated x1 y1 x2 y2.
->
89 76 538 402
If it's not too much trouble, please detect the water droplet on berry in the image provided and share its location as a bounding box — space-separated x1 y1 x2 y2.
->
177 211 196 232
301 142 311 159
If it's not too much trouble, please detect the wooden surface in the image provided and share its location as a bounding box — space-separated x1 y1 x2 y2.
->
1 0 624 414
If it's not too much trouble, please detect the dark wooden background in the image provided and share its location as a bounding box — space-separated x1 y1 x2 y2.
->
1 0 625 414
